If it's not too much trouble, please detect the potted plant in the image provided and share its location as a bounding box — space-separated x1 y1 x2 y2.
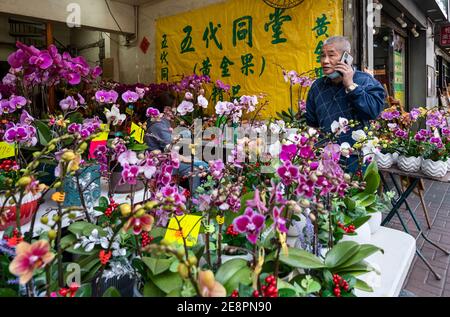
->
420 132 448 178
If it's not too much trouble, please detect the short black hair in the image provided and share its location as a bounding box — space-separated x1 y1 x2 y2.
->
153 91 175 112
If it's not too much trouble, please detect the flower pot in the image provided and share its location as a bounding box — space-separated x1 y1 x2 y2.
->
397 155 422 173
421 159 448 178
392 152 399 163
374 152 394 169
63 164 101 208
133 280 143 297
340 222 371 245
0 191 41 231
367 211 382 234
446 159 450 172
92 273 137 297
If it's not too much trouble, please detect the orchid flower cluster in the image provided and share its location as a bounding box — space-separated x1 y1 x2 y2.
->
277 129 351 199
7 42 101 88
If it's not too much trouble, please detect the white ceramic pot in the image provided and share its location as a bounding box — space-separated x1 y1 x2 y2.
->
367 211 382 234
340 222 371 245
446 159 450 172
397 155 422 173
392 152 399 163
375 152 394 169
421 159 448 178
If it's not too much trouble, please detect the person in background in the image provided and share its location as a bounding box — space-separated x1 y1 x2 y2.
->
305 36 386 172
145 91 208 192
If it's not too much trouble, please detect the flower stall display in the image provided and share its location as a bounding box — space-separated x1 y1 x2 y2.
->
0 42 396 298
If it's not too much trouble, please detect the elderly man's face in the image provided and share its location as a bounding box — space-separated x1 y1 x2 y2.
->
320 44 344 75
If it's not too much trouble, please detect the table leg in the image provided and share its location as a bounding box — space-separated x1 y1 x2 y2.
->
389 174 450 256
380 173 443 280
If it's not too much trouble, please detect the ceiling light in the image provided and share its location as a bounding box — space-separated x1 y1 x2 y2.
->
396 14 407 28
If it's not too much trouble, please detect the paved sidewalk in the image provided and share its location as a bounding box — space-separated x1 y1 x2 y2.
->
383 175 450 297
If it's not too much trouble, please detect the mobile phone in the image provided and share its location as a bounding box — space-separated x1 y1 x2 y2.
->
328 51 354 79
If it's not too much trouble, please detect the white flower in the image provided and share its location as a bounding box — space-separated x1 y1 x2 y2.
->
308 127 317 137
387 123 398 131
118 150 139 166
105 105 126 126
340 142 352 158
352 130 367 142
215 101 231 115
269 122 282 134
197 95 208 108
177 100 194 116
143 165 156 179
331 117 349 135
185 92 193 100
269 140 281 157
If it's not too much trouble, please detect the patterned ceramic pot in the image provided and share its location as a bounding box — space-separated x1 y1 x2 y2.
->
397 155 422 173
0 192 41 231
421 159 448 178
375 152 394 169
368 211 382 234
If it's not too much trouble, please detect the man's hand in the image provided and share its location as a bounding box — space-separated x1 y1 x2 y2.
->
334 62 355 88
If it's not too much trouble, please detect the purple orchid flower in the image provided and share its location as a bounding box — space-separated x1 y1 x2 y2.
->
279 144 297 161
0 100 14 113
122 90 139 103
146 107 160 118
29 52 53 69
120 164 141 185
209 159 225 179
323 143 341 162
233 208 265 244
246 188 268 213
67 123 82 134
59 96 78 111
91 66 102 78
273 206 288 233
20 110 34 125
277 160 299 186
9 95 27 109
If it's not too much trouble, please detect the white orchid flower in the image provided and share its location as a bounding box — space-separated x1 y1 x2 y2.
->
105 104 126 126
197 95 208 108
352 130 367 142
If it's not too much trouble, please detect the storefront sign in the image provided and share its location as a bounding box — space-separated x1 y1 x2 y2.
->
441 24 450 46
393 51 405 107
155 0 343 119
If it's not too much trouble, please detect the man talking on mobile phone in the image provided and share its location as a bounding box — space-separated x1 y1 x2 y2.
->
305 36 386 172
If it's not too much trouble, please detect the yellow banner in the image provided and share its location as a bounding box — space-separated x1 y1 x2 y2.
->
155 0 343 119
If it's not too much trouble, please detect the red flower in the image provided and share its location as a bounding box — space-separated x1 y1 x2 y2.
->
58 282 80 297
99 250 112 265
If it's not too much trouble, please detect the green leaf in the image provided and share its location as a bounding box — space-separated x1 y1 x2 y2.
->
344 197 356 211
35 120 53 146
223 265 252 294
74 284 92 297
102 287 121 297
338 244 383 269
351 215 371 229
60 234 77 249
278 288 297 297
149 271 183 294
325 241 360 268
143 280 165 297
333 261 374 274
68 221 94 235
355 278 374 292
363 170 380 194
215 259 249 285
99 196 109 209
364 161 379 180
0 288 17 297
128 143 149 152
359 194 377 207
278 248 325 269
142 257 173 275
